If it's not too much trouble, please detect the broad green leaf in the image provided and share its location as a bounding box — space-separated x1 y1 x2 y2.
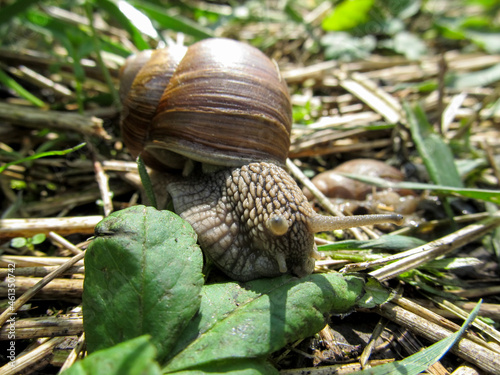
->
171 359 279 375
338 173 500 204
61 335 160 375
405 102 463 188
164 273 385 372
83 206 204 362
351 301 482 375
322 0 374 31
319 235 425 252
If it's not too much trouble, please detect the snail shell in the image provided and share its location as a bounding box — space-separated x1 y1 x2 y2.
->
121 38 292 171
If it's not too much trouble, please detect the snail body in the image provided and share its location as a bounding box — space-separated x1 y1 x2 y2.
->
120 38 402 281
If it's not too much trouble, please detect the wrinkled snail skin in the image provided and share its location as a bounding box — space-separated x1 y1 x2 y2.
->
120 38 404 282
167 163 317 282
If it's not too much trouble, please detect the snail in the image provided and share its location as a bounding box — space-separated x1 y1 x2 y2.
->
303 159 419 218
303 159 406 201
120 38 403 281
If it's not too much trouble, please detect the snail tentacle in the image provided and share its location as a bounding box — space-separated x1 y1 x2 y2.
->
306 213 404 233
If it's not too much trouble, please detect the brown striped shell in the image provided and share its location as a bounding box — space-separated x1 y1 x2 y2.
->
120 38 292 171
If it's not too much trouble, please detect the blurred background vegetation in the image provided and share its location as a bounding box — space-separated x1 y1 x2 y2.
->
1 0 499 113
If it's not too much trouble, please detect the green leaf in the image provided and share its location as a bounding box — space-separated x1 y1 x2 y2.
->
60 335 160 375
389 0 421 19
465 31 500 54
137 156 157 208
322 0 374 31
0 143 86 174
424 257 482 270
350 301 482 375
357 277 396 308
405 102 463 188
0 68 45 108
96 0 150 50
171 359 279 375
338 173 500 204
31 233 46 245
319 235 426 252
448 63 500 89
83 206 204 362
10 237 27 248
164 273 384 372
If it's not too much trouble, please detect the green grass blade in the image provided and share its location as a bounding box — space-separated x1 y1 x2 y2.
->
0 68 45 107
0 143 86 174
137 156 158 209
318 235 426 252
405 102 463 188
131 1 214 40
96 0 150 50
339 173 500 204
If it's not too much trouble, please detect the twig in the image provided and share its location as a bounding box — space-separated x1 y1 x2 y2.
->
48 232 84 255
0 216 102 239
335 70 402 124
377 302 500 374
449 285 500 299
58 332 85 373
92 159 113 217
0 337 66 375
0 102 110 139
359 317 387 368
394 297 499 354
0 277 83 300
363 211 500 280
0 251 85 327
0 266 84 278
409 299 500 321
279 359 395 375
0 315 83 340
482 140 500 186
0 255 84 268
